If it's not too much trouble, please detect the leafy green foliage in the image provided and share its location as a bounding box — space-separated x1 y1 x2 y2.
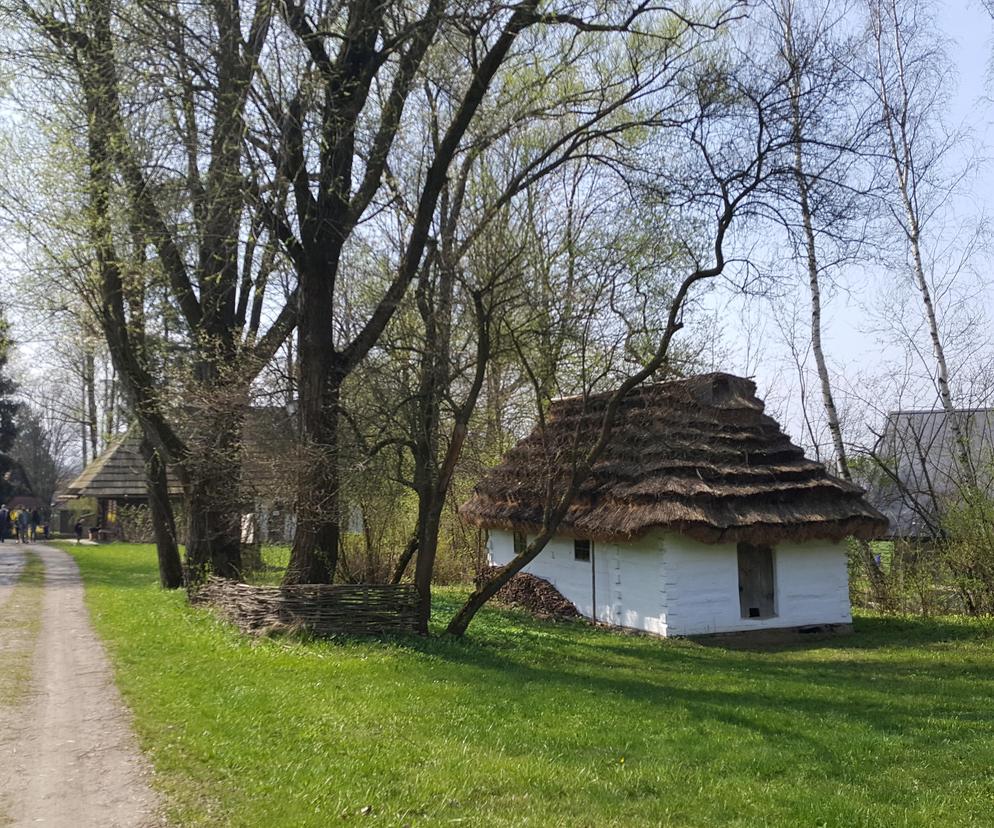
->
941 490 994 614
67 542 994 828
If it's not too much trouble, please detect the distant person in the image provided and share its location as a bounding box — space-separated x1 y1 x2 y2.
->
17 509 29 543
0 504 8 543
29 509 40 541
74 519 84 544
9 509 18 541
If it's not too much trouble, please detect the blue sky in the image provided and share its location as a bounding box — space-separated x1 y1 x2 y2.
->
2 1 991 465
710 0 994 456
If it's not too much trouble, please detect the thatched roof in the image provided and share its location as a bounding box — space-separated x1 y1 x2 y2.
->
65 433 184 500
64 407 294 502
461 373 888 545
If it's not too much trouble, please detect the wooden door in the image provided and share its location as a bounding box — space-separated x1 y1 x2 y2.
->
737 543 775 619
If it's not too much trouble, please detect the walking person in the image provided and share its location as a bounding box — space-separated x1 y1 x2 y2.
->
0 504 8 543
74 518 84 545
30 508 40 542
17 508 29 543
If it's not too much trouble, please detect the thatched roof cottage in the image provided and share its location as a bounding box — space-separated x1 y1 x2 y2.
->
63 408 297 543
462 373 887 637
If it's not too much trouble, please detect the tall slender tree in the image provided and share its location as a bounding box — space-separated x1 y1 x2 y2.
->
23 0 297 580
865 0 974 483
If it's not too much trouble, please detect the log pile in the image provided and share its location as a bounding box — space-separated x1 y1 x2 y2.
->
476 566 581 621
191 578 420 637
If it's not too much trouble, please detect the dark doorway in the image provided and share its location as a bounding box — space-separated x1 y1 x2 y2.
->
737 543 775 619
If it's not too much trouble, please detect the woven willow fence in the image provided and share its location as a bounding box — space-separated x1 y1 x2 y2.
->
191 578 420 637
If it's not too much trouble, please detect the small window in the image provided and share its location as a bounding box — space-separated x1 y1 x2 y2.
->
737 543 775 619
513 531 527 556
574 539 591 562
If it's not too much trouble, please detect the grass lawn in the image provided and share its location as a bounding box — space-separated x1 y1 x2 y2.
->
60 542 994 827
0 552 43 705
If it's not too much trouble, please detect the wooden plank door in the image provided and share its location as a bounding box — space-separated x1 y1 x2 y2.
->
737 543 775 619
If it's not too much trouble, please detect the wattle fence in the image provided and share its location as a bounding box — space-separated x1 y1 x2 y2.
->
191 578 420 637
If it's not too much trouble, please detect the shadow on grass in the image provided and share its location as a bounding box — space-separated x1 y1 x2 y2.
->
67 541 994 735
372 600 994 746
70 541 994 791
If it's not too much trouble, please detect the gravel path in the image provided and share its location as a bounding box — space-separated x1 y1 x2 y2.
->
0 543 164 827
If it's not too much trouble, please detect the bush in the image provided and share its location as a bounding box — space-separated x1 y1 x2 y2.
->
849 491 994 617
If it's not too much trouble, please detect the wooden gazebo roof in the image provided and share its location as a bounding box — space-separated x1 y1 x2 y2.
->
65 433 184 500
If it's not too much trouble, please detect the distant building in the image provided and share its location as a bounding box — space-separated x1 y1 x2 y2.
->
867 409 994 539
62 408 297 543
462 373 887 637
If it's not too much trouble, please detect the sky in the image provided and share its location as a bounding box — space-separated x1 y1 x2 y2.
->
2 0 993 467
709 0 994 457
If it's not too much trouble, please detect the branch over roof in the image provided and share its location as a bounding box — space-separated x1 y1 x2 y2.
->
461 373 887 545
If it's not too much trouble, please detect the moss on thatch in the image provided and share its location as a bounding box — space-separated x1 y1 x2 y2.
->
461 373 888 545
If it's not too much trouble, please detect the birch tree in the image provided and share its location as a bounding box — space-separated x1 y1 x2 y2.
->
865 0 974 481
766 0 889 600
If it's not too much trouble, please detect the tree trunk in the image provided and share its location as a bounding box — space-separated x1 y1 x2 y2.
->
446 524 558 636
284 362 341 584
413 497 444 634
390 533 418 584
872 6 974 487
785 39 890 607
105 369 117 439
140 437 183 589
182 407 244 583
84 348 98 460
80 366 89 468
184 481 242 582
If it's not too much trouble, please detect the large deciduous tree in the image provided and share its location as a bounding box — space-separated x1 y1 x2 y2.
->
253 1 706 587
23 0 296 581
446 48 800 635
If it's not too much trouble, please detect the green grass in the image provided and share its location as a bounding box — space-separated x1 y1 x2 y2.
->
59 542 994 827
245 545 291 586
0 552 45 827
0 552 44 704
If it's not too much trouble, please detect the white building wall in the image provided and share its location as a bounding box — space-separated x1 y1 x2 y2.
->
662 535 852 636
489 529 852 637
488 531 667 634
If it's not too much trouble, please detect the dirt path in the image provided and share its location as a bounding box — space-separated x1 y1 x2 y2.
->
0 543 163 827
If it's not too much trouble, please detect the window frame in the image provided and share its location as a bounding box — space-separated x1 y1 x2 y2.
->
573 538 592 562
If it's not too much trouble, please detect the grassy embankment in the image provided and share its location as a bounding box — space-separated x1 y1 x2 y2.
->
61 542 994 827
0 551 45 823
0 552 44 702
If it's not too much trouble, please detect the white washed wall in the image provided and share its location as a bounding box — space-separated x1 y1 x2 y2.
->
662 535 852 635
488 531 667 634
489 530 852 636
